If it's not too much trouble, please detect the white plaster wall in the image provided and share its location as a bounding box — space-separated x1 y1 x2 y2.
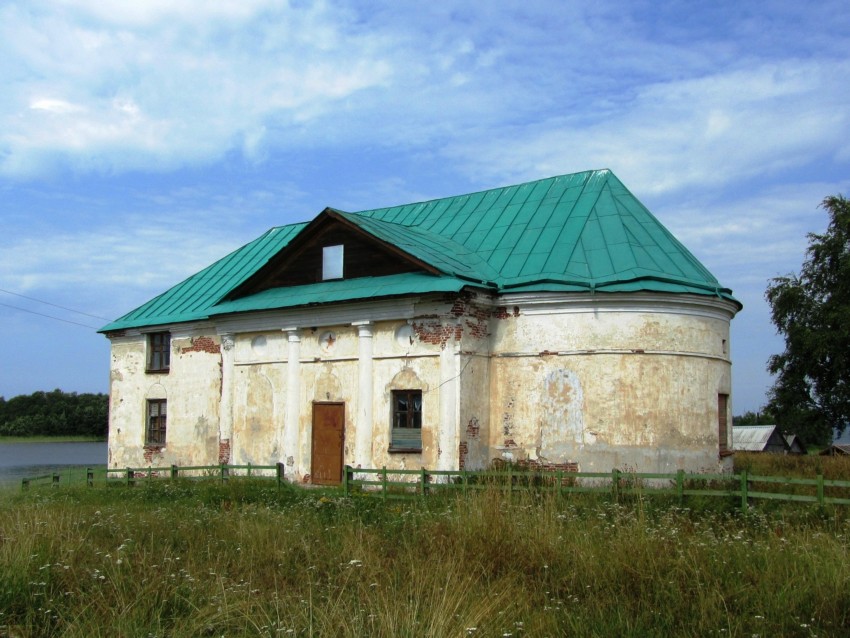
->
107 331 222 469
488 294 736 473
107 291 737 479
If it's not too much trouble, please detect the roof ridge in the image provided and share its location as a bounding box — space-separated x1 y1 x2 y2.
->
559 170 608 275
355 169 610 218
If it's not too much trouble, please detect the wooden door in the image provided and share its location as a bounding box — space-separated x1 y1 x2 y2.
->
311 402 345 485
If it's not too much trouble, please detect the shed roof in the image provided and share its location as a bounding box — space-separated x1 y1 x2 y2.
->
101 169 739 332
732 425 785 452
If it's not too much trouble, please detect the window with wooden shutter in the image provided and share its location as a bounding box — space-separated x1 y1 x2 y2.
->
147 399 167 445
147 332 171 372
718 394 730 456
390 389 422 452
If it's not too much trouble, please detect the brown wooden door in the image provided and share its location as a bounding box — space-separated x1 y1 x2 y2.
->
311 402 345 485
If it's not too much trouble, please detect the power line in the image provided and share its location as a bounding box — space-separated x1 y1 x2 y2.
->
0 301 100 330
0 286 111 321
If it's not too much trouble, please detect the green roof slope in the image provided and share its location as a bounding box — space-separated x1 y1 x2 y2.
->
356 170 725 295
101 169 737 332
101 224 304 331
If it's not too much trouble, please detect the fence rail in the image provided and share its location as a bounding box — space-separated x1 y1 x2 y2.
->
20 462 850 510
342 465 850 510
21 462 286 490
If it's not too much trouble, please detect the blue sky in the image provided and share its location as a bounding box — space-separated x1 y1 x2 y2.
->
1 0 848 414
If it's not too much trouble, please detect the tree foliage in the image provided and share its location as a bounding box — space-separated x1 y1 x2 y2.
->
733 409 776 427
0 389 108 437
766 195 850 444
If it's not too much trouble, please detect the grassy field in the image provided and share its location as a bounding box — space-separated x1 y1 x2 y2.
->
1 471 849 638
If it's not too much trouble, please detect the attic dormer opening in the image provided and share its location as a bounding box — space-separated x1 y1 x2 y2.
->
322 244 344 280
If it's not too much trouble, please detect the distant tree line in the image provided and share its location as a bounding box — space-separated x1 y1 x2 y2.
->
733 410 776 427
0 389 108 438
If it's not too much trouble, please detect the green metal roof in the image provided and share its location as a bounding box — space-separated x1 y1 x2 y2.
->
101 224 304 331
101 169 738 333
211 272 471 316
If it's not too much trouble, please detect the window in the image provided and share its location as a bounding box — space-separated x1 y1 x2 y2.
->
390 389 422 452
146 399 167 446
147 332 170 372
322 244 344 280
718 394 730 455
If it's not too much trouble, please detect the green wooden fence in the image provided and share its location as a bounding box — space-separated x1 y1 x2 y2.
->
20 462 850 510
21 462 286 490
342 465 850 510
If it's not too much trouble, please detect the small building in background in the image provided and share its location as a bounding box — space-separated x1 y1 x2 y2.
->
783 434 807 455
820 443 850 457
732 425 799 454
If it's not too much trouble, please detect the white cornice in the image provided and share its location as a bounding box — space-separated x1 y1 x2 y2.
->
495 291 739 321
213 297 420 334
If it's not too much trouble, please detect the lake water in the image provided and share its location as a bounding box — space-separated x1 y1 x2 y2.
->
0 441 108 487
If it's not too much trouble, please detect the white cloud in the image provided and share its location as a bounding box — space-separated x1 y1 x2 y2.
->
443 58 850 196
0 1 394 177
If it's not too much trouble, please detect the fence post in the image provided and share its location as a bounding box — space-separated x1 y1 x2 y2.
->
420 467 427 500
381 466 388 502
343 465 350 496
817 474 824 506
463 469 468 496
21 478 29 491
276 462 285 490
171 464 178 480
507 464 513 497
740 469 748 511
247 463 252 478
87 467 94 488
676 469 684 506
126 468 133 487
612 469 620 500
52 473 60 486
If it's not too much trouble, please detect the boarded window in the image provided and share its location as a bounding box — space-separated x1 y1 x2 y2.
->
718 394 729 454
322 244 344 280
390 389 422 452
147 399 167 446
147 332 170 372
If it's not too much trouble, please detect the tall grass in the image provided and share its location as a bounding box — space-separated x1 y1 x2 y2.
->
734 451 850 479
1 480 848 637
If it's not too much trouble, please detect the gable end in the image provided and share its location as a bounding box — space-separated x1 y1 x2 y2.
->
227 208 440 299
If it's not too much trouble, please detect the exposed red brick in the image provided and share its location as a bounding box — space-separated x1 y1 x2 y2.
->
466 417 480 439
143 445 163 464
218 438 231 464
459 441 469 470
517 459 579 474
182 336 221 355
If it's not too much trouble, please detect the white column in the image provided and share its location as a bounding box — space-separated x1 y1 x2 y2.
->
283 328 301 476
218 333 235 463
353 321 374 469
438 320 461 472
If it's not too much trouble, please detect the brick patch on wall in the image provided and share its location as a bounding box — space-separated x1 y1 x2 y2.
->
182 336 221 355
517 459 580 474
218 438 231 464
143 445 163 464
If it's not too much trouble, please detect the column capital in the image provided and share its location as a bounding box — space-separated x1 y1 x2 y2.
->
282 327 301 342
220 333 235 351
352 321 373 338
